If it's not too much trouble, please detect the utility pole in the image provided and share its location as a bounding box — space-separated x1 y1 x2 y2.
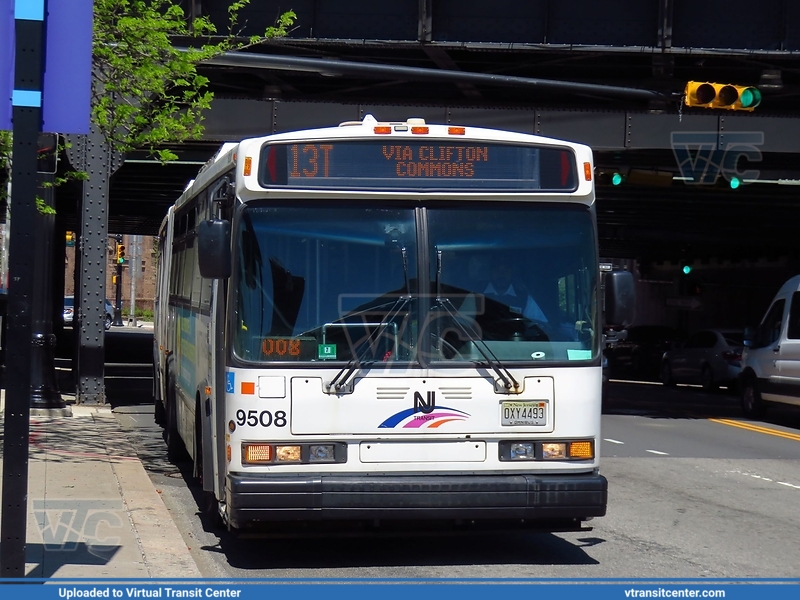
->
129 235 137 327
1 0 45 577
113 234 123 326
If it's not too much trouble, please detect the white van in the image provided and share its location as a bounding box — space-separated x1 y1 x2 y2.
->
740 274 800 417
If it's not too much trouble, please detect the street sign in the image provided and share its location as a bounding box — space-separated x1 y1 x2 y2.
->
0 0 92 133
666 297 702 311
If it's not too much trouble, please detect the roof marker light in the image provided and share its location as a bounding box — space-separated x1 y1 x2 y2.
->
374 126 392 134
411 126 429 134
448 127 466 135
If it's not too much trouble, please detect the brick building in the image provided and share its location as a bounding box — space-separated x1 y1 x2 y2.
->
64 234 158 314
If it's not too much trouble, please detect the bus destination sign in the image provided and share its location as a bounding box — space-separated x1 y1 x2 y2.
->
260 141 577 191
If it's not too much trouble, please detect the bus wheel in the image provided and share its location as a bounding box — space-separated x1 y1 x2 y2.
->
154 399 166 427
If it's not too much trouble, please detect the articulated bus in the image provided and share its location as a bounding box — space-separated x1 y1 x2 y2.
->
153 115 633 531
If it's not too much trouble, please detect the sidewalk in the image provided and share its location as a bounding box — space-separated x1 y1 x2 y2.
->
0 391 201 578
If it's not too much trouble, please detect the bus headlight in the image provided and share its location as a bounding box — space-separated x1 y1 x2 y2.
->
542 443 566 459
240 442 347 465
275 445 302 462
509 442 535 460
309 444 336 463
499 440 595 461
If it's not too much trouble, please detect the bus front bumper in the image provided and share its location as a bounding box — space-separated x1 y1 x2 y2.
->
226 472 606 528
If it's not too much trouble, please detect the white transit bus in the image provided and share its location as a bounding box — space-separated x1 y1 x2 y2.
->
153 115 633 531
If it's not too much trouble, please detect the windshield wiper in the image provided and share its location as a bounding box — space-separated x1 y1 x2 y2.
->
432 248 519 392
436 296 521 393
326 295 411 395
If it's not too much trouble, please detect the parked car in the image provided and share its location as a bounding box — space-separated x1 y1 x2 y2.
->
660 328 744 391
64 296 115 330
63 296 74 326
740 274 800 417
606 325 682 380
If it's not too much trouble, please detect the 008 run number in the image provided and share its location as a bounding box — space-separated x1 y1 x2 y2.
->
236 409 287 428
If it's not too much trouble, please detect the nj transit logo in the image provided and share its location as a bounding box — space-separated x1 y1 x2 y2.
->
378 406 470 429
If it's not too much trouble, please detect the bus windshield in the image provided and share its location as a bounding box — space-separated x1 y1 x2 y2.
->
232 202 597 364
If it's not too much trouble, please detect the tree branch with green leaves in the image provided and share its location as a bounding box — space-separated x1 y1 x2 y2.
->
92 0 296 161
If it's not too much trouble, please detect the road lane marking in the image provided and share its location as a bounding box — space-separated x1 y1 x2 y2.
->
729 469 800 491
709 418 800 442
645 449 669 455
603 438 624 444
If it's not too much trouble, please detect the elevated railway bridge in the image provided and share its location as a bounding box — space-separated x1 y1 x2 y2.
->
8 0 800 401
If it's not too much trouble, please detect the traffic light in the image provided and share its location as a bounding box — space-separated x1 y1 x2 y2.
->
65 231 75 247
595 170 626 186
684 82 761 111
682 264 692 275
112 275 118 285
117 244 126 264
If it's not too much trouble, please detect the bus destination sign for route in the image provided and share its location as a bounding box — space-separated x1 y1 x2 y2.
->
260 141 577 191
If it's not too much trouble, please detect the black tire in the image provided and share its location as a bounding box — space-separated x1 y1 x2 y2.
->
660 361 675 387
154 398 166 427
741 378 766 419
701 365 717 392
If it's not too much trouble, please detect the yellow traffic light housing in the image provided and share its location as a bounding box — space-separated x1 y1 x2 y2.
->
684 82 761 111
117 244 126 264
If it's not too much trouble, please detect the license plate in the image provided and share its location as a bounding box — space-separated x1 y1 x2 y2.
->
501 401 547 426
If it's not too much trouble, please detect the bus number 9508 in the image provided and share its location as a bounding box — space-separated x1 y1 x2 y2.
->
236 409 287 428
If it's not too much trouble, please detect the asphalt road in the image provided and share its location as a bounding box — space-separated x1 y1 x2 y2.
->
114 380 800 579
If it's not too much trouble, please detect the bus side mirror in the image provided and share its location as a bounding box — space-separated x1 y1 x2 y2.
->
604 270 635 328
197 219 231 279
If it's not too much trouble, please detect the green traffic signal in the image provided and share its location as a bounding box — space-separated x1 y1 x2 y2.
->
729 176 742 190
682 265 692 275
611 172 624 186
739 87 762 109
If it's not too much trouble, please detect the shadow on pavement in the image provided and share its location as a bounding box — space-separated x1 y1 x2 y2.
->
604 380 800 432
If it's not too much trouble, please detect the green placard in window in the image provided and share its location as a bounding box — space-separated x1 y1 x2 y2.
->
318 344 337 360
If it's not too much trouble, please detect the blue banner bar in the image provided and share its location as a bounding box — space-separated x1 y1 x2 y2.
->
0 582 798 600
14 0 44 21
12 88 42 107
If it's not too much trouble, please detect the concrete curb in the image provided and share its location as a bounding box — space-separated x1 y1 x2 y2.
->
85 408 203 578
